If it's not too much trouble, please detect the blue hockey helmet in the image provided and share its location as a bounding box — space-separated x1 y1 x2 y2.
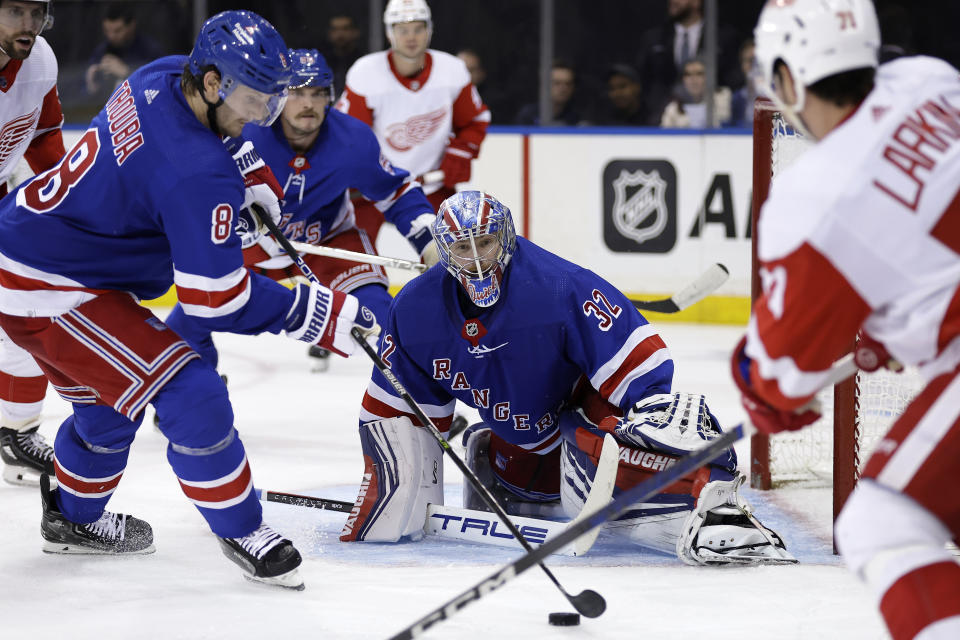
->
188 10 292 126
288 48 335 101
432 191 517 307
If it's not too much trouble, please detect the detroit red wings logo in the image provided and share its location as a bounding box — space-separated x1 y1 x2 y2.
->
0 108 39 170
385 107 447 151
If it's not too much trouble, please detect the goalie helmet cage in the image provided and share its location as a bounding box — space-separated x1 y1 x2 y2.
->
748 99 924 535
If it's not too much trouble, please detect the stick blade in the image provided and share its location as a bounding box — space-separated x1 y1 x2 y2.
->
572 589 607 618
671 263 729 310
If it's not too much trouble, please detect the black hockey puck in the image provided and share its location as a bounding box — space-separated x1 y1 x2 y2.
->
548 612 581 626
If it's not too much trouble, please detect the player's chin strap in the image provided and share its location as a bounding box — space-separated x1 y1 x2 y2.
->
202 94 225 138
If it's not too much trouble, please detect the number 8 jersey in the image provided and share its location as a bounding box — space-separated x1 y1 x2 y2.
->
0 56 295 335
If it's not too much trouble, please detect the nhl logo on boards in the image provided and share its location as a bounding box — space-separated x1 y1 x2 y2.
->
602 159 677 254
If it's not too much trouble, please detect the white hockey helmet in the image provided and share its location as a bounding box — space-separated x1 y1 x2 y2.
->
754 0 879 114
383 0 432 48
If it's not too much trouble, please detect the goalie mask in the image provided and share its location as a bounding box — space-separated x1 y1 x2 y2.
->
433 191 517 308
188 10 292 128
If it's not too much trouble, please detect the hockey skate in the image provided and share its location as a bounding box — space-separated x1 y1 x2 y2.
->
0 424 55 486
307 345 330 372
217 523 304 590
677 474 796 565
40 474 155 554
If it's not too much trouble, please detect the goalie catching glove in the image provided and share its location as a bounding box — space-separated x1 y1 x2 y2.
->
612 392 737 474
283 283 379 357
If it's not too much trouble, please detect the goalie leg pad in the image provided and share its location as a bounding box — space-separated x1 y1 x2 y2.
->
340 417 443 542
462 424 566 519
677 474 797 565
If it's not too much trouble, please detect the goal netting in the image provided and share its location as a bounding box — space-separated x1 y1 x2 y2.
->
748 99 924 517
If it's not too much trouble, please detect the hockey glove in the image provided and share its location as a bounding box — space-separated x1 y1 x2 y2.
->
283 283 380 357
404 212 440 267
854 331 903 373
230 140 284 233
615 392 738 474
731 336 820 434
439 144 474 188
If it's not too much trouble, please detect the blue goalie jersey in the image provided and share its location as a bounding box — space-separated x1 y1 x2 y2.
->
0 56 294 334
360 237 674 453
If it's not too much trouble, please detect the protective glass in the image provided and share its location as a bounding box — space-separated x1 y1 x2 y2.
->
0 3 53 33
219 77 288 127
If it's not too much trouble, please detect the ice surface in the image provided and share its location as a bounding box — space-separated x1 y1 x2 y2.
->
0 320 889 639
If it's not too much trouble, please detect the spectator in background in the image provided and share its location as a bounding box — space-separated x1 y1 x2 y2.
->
515 60 586 126
727 38 756 128
457 48 508 124
84 2 163 102
591 63 651 126
659 57 730 128
324 14 363 97
635 0 738 124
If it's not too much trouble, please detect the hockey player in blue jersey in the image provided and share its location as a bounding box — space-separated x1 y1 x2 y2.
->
341 190 794 564
0 11 377 589
164 48 435 371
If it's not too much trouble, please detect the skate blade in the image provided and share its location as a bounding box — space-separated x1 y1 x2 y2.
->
3 465 41 487
42 540 157 555
242 568 305 591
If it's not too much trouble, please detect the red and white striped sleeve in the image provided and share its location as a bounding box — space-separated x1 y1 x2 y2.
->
335 86 374 127
746 242 871 410
448 83 490 157
173 266 253 319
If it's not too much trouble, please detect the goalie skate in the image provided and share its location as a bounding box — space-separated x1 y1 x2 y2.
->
1 424 54 486
217 524 304 590
677 474 796 565
40 474 155 555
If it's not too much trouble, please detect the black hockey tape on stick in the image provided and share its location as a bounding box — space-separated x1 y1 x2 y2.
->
255 488 353 513
350 327 607 620
251 204 323 286
385 423 745 640
628 263 729 313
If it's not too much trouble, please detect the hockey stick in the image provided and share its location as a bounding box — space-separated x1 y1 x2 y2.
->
254 487 578 554
386 423 744 640
288 240 427 273
255 488 353 513
570 433 618 556
350 327 607 619
628 263 729 313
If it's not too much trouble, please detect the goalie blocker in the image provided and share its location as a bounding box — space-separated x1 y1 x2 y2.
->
341 394 795 565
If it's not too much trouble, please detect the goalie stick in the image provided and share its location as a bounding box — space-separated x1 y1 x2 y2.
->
628 263 729 313
351 327 607 619
253 204 604 616
255 434 618 558
386 423 745 640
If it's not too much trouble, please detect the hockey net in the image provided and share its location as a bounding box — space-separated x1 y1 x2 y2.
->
748 99 925 519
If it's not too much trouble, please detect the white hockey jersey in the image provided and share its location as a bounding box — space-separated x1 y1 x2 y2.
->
746 56 960 408
335 49 489 193
0 36 64 191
